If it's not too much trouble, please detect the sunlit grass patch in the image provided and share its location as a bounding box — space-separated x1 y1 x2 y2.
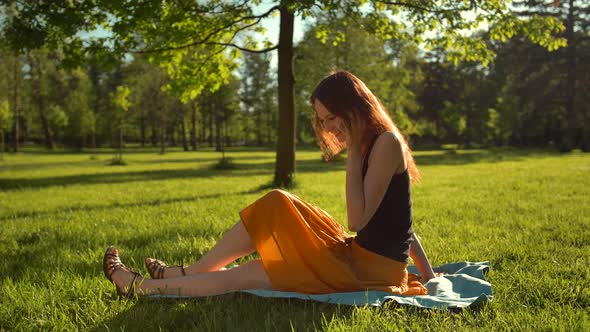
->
0 147 588 331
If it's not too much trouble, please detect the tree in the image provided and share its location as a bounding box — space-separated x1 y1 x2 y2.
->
512 0 590 150
0 99 12 160
124 57 171 151
63 68 94 148
1 0 567 185
241 53 275 146
110 85 131 164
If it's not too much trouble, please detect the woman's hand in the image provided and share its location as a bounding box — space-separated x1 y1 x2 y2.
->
344 113 364 154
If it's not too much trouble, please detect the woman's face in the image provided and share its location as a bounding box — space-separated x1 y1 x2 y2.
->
314 99 347 142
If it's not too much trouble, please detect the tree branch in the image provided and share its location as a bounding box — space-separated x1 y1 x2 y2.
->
375 0 474 14
136 4 279 54
204 42 279 54
135 9 275 54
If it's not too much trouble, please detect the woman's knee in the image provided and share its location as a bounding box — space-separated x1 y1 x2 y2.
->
265 189 290 200
231 260 272 290
261 189 294 207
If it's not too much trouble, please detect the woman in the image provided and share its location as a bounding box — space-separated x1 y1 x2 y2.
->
103 71 436 298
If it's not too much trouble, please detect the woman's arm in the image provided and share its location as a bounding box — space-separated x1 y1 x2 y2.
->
409 233 436 282
345 145 365 232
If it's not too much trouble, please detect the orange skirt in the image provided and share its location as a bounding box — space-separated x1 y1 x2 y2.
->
239 189 427 295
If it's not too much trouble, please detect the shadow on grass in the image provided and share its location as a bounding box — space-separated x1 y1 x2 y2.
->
0 158 345 192
413 148 561 166
0 166 269 191
12 145 276 155
0 148 565 192
91 291 469 331
0 184 273 220
91 293 357 331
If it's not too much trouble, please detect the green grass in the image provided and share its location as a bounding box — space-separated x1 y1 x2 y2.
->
0 147 588 331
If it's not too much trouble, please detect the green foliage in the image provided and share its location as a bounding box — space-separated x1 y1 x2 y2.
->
62 68 95 145
48 104 68 129
0 99 12 131
1 0 567 111
240 53 276 145
0 0 585 151
440 101 467 140
111 85 131 113
310 0 566 67
295 15 423 142
485 108 503 145
154 47 237 103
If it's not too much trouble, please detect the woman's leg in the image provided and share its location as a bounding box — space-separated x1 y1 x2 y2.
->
147 220 256 278
113 259 273 297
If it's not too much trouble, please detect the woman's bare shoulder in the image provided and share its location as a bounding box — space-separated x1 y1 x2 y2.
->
369 131 404 172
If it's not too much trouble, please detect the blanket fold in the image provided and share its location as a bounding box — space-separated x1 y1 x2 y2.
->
243 261 492 309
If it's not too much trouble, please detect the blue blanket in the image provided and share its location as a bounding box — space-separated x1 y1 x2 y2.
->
243 261 492 310
151 261 492 310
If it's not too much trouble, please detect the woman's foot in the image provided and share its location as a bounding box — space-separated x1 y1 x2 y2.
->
145 258 186 279
103 246 143 298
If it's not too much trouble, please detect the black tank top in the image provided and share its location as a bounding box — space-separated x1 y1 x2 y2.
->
353 137 414 263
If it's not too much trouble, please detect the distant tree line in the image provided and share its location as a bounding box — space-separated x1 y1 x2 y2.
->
0 1 587 154
0 48 270 152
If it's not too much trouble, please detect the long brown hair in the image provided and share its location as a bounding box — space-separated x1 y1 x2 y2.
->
310 71 420 182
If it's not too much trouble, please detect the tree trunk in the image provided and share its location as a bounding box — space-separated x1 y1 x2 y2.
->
12 54 19 152
1 129 4 160
89 65 100 150
274 5 296 187
267 108 272 144
31 56 54 150
140 116 146 147
37 102 52 149
180 113 188 151
170 127 176 146
200 111 205 147
563 0 578 151
215 103 222 152
151 125 158 146
92 130 96 149
256 110 262 146
208 104 213 148
40 110 54 149
118 125 123 161
221 120 226 159
190 104 197 150
160 124 166 154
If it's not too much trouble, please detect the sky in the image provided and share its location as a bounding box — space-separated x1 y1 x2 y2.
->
254 1 308 45
238 1 310 69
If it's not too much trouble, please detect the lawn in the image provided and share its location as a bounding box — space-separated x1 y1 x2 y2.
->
0 146 588 331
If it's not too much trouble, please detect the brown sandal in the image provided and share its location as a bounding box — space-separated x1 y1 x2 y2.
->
145 258 186 279
103 245 142 299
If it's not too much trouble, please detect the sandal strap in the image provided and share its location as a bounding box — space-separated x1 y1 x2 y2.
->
158 264 165 279
180 259 186 277
124 272 141 299
146 258 186 279
148 260 163 275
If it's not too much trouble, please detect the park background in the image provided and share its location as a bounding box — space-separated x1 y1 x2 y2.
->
0 0 588 331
